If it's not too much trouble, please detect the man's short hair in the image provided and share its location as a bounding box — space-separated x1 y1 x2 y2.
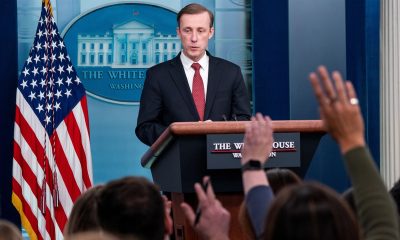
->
97 177 165 240
177 3 214 28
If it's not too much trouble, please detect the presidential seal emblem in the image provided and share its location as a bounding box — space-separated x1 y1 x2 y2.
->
63 3 179 104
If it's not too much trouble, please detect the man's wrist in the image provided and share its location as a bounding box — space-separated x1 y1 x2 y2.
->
241 155 265 165
241 159 264 172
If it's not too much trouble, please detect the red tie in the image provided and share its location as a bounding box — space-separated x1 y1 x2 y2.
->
191 63 205 121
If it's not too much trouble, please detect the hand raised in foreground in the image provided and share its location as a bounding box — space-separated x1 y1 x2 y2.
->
180 176 230 240
241 113 274 165
309 66 365 153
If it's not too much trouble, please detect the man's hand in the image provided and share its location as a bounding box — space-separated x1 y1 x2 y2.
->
180 177 230 240
162 195 173 236
309 66 365 153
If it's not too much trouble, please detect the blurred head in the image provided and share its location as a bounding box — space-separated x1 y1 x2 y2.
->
65 185 103 236
97 177 172 240
0 220 23 240
264 182 361 240
390 179 400 216
177 3 214 62
64 231 122 240
266 168 301 194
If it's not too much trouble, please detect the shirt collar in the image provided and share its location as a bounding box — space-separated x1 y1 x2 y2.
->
180 51 209 70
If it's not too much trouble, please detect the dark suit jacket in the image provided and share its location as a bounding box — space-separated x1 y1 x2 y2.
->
135 52 251 146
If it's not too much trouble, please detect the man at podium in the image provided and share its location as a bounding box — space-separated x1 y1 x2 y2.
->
136 3 251 146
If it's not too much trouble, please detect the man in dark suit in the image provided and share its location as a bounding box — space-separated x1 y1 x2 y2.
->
136 3 251 146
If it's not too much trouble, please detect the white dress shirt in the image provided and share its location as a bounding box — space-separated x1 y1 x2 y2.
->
180 51 209 99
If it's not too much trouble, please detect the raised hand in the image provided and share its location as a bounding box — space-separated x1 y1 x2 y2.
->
241 113 274 165
309 66 365 153
180 177 230 240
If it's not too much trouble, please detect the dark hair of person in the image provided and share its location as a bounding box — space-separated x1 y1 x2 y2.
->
0 220 23 240
266 168 301 194
390 179 400 216
238 202 256 240
342 187 357 214
237 168 301 239
177 3 214 27
264 182 361 240
65 185 104 235
97 177 165 240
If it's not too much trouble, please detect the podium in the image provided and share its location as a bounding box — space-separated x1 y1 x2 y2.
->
141 120 325 240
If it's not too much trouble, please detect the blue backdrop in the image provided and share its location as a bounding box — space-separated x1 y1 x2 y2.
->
0 0 20 225
253 0 379 190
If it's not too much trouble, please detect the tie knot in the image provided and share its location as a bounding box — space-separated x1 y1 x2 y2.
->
191 63 201 71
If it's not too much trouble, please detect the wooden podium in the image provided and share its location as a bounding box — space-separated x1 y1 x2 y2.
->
141 120 325 240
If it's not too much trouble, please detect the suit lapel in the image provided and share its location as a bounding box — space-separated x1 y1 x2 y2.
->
168 54 199 120
204 54 221 120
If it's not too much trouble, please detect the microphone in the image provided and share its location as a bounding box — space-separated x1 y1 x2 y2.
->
232 114 238 121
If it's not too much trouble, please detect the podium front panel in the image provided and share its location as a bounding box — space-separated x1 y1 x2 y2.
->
151 132 324 193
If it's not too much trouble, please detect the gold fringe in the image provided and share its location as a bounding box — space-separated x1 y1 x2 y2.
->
12 192 39 240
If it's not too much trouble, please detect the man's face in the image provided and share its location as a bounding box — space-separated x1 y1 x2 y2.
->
177 12 214 62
